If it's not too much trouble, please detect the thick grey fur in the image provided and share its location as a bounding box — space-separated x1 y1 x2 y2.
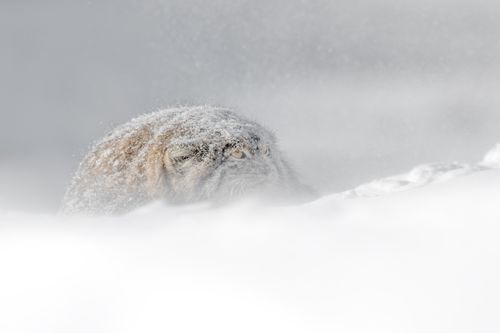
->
61 106 314 215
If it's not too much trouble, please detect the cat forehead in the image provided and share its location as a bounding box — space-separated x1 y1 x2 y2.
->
169 130 271 147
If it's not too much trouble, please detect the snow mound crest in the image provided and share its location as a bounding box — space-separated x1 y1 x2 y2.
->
480 143 500 168
341 143 500 198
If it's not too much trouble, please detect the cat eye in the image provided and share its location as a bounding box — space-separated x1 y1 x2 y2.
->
169 145 201 165
172 155 190 164
231 149 245 159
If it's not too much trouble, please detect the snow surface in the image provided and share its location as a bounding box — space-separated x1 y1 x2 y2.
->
0 145 499 333
339 144 500 198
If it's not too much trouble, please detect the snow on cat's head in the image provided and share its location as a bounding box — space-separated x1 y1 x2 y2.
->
61 107 311 215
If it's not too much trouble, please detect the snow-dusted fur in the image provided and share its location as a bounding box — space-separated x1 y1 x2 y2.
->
61 106 311 215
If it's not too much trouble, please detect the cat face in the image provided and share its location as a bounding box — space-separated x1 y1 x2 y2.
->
162 133 278 203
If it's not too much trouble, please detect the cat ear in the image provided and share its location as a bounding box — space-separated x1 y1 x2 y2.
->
162 148 177 177
144 135 175 198
82 127 152 178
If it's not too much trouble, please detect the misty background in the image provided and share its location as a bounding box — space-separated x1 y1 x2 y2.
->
1 0 499 212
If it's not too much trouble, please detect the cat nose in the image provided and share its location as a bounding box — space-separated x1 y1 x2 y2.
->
257 161 272 175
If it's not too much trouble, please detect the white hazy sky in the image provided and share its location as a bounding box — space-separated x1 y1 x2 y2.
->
1 0 500 211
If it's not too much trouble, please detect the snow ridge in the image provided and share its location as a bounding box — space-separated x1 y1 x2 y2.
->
340 143 500 198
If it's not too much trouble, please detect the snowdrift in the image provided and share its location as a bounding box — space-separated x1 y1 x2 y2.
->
340 142 500 198
0 144 499 333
